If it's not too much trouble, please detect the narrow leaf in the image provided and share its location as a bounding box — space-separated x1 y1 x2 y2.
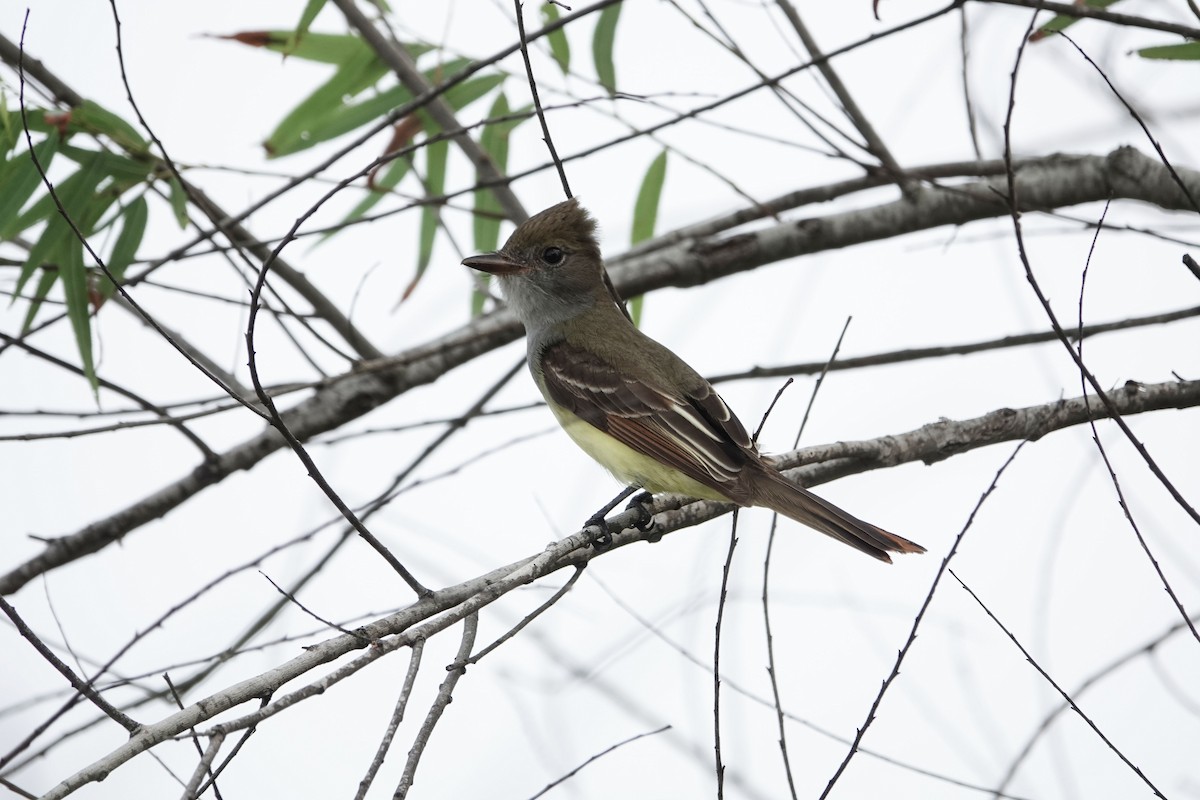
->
628 294 644 326
593 3 622 94
285 0 329 55
473 93 512 255
219 30 370 64
296 83 413 154
0 96 18 156
0 133 59 239
323 155 412 242
15 154 107 299
541 3 571 74
1138 42 1200 60
167 175 190 228
628 149 668 326
441 73 506 112
631 149 667 245
59 144 153 184
219 30 430 65
103 195 149 296
73 100 148 153
20 269 58 332
1030 0 1123 41
404 137 448 305
59 232 97 392
265 47 387 157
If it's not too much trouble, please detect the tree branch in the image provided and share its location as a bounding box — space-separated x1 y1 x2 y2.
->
2 149 1196 595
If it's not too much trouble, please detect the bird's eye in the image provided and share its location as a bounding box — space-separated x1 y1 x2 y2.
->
542 247 565 265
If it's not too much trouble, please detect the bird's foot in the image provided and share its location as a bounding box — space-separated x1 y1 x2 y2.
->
584 513 614 551
626 491 659 540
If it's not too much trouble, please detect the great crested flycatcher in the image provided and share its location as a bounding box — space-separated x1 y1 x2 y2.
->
463 198 924 562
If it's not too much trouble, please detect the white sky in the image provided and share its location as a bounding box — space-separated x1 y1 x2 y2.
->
2 1 1199 798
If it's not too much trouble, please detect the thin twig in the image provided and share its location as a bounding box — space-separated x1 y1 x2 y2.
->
1072 203 1199 645
239 170 431 597
469 565 585 663
992 611 1200 796
0 596 139 734
1058 33 1200 215
791 317 851 449
1001 19 1200 529
354 639 426 800
1184 254 1200 282
818 443 1026 799
527 725 672 799
163 674 220 800
752 379 794 445
192 695 270 797
760 315 851 799
712 513 738 800
959 6 983 159
981 0 1200 39
759 507 797 800
259 572 368 641
707 304 1200 384
332 0 527 223
949 571 1167 798
178 732 224 800
514 0 572 198
774 0 909 188
394 615 479 799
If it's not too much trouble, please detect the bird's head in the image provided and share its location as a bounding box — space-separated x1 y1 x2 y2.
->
462 198 608 327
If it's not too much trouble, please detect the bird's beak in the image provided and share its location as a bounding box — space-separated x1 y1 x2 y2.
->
462 252 528 275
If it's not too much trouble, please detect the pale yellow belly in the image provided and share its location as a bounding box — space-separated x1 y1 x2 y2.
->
548 403 729 501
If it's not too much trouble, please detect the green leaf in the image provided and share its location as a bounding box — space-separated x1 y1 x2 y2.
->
258 31 371 64
59 144 153 184
13 152 106 390
628 294 644 326
470 278 489 317
265 55 493 158
631 149 667 245
406 137 447 305
296 83 413 154
473 93 513 255
20 269 58 332
593 3 622 94
1138 42 1200 60
324 154 412 241
541 3 571 74
265 47 388 156
441 72 506 112
0 133 59 239
0 96 18 156
628 149 667 326
1031 0 1123 40
72 100 148 153
167 175 190 228
470 95 533 316
247 31 429 65
4 190 56 240
285 0 329 55
14 154 107 299
59 226 97 392
102 195 148 296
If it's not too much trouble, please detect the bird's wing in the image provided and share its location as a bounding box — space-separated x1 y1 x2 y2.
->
539 339 754 498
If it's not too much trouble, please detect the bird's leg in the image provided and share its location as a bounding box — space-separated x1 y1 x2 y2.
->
584 485 641 550
624 491 657 535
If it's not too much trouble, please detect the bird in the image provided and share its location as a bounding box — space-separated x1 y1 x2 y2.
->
462 198 924 562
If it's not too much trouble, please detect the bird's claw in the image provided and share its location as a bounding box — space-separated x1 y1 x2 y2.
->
626 492 659 539
584 514 614 551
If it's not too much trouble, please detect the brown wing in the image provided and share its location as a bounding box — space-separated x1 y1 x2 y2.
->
539 339 755 502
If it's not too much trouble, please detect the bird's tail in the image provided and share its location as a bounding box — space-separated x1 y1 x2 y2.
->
749 466 925 563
